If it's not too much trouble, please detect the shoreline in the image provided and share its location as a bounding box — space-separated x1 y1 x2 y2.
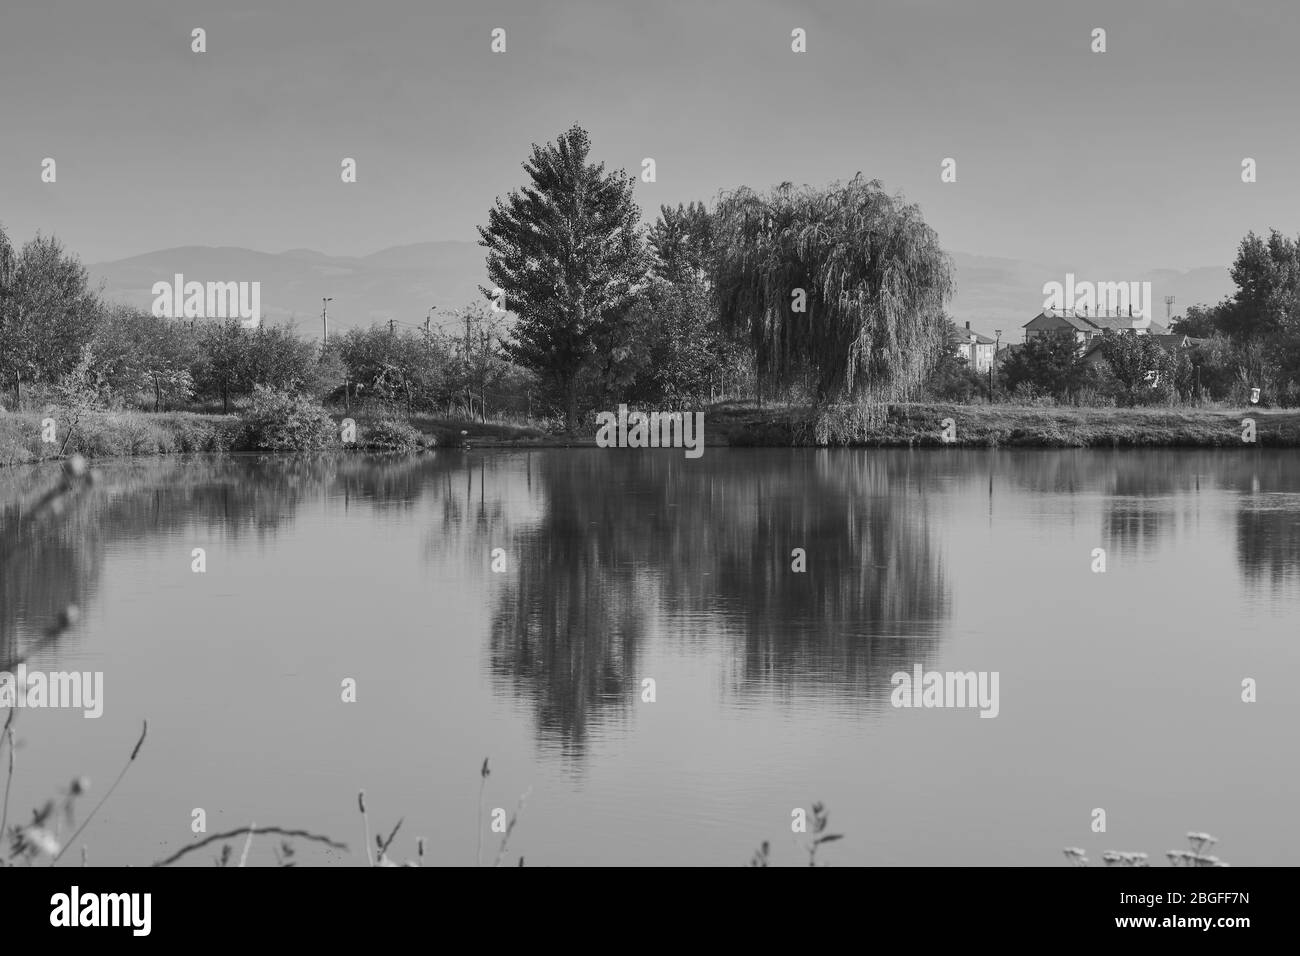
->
2 403 1297 469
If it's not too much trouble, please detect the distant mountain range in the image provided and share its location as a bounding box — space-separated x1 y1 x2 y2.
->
87 242 488 337
87 243 1236 342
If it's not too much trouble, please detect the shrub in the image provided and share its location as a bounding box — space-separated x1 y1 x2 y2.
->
923 352 990 403
1071 384 1118 408
1010 381 1057 406
0 436 37 466
357 418 426 452
1000 333 1086 400
240 386 337 452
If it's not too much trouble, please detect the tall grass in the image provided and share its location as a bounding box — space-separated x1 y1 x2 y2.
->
0 411 243 466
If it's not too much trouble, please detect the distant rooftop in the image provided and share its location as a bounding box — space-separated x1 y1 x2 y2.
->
1027 310 1168 335
949 328 997 345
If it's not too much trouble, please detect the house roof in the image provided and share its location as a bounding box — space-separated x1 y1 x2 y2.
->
1024 310 1168 335
948 328 997 346
1025 311 1096 332
1149 333 1203 352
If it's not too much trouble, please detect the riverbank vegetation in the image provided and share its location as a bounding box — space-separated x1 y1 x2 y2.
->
4 125 1300 460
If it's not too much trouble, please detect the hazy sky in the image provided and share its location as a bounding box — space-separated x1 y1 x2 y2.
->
1 0 1296 271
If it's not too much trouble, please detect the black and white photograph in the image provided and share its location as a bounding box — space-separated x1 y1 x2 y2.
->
0 0 1292 934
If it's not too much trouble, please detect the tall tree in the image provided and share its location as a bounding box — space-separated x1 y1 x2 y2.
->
1221 229 1300 340
1170 302 1225 338
0 232 101 405
649 201 713 285
0 222 17 404
711 175 953 406
479 124 649 431
194 320 250 413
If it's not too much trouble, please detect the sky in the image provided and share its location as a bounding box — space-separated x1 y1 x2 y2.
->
1 0 1297 272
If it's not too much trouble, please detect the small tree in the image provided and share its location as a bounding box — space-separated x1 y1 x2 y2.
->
1000 332 1087 400
194 320 251 413
54 344 109 455
0 231 102 407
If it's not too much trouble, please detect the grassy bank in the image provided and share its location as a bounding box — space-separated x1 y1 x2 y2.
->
0 411 244 466
0 407 547 467
717 402 1300 448
4 402 1298 467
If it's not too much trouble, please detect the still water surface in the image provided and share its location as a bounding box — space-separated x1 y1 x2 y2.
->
2 448 1296 866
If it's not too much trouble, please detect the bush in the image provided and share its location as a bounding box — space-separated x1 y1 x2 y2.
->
1000 333 1086 400
172 415 242 453
1070 384 1118 408
923 356 990 403
1010 381 1056 406
0 436 37 466
240 386 337 452
356 418 426 452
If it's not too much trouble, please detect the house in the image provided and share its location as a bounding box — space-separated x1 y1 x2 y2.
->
1023 309 1168 349
949 321 997 371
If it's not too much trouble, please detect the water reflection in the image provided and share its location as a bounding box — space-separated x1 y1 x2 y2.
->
4 447 1300 752
479 451 953 756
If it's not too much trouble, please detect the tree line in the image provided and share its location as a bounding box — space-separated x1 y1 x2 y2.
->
926 230 1300 407
7 122 1297 425
0 227 532 419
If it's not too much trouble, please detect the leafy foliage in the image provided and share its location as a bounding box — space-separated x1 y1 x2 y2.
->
478 124 650 430
1096 331 1184 405
357 417 425 452
999 333 1089 400
711 175 953 406
923 322 991 402
648 201 713 285
239 385 337 451
0 229 101 405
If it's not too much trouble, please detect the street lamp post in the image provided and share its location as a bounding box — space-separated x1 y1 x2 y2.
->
992 329 1002 402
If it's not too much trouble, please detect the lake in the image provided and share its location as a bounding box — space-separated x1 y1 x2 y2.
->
2 448 1296 866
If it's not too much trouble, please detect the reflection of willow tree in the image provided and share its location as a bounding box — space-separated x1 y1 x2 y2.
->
718 451 950 700
484 450 952 757
1 456 343 668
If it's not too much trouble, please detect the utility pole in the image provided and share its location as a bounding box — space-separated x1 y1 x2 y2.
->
992 330 1002 403
321 297 333 344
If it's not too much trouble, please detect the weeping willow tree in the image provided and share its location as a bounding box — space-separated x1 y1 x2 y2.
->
712 175 954 410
